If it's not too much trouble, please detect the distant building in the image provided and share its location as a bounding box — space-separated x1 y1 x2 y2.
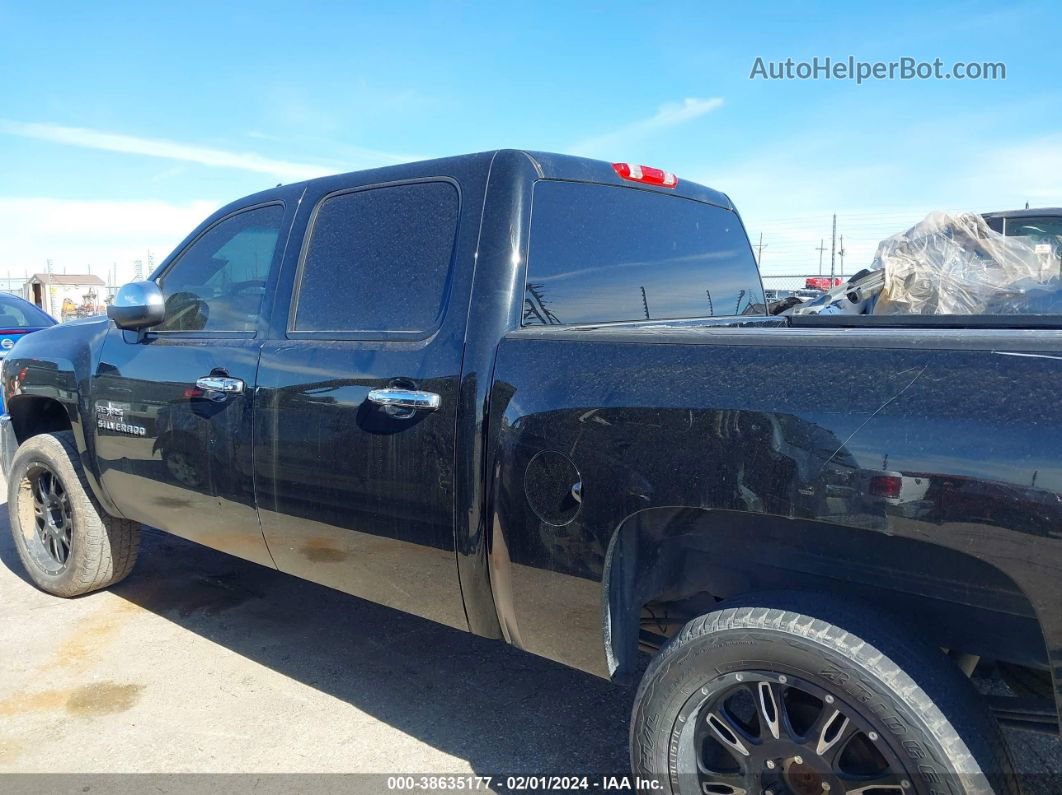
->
23 273 107 321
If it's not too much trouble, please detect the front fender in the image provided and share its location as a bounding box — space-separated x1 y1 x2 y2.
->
2 317 122 517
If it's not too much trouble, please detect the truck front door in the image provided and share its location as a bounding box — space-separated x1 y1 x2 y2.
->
254 173 479 628
92 200 294 566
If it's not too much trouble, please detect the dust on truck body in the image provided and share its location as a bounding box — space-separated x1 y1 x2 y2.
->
3 149 1059 794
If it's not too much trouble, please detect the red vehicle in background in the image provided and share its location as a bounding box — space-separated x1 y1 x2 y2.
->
805 276 843 291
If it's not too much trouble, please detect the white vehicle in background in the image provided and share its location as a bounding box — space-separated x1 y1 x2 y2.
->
763 288 795 301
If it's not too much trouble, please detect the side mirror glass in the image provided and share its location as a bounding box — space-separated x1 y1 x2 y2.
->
107 281 165 330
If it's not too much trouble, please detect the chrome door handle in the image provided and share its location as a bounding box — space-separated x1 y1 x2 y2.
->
195 376 244 394
367 388 441 412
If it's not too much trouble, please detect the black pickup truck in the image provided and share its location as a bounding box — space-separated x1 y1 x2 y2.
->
3 150 1059 794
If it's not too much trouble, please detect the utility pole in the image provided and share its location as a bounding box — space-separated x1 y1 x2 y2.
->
816 239 827 275
829 214 837 282
753 232 767 265
838 234 846 277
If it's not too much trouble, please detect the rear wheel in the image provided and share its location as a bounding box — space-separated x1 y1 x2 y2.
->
8 431 140 596
630 593 1016 795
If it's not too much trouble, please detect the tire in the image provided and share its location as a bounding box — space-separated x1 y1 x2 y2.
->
630 592 1016 795
7 431 140 597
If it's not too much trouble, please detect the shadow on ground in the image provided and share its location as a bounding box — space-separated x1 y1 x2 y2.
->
0 523 636 776
4 512 1062 789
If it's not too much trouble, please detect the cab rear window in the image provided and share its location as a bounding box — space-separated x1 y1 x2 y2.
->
524 181 765 326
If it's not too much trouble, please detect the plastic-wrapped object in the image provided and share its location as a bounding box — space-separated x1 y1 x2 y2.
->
784 269 885 316
873 211 1062 315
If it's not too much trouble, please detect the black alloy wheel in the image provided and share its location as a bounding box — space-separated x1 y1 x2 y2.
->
8 431 142 596
678 671 916 795
28 464 73 571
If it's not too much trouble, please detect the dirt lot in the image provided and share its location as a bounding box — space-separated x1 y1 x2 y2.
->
0 476 633 786
1 474 1060 792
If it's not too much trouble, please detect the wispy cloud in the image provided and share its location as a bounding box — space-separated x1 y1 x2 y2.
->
962 134 1062 203
0 196 222 282
568 97 724 157
697 127 1062 275
0 120 410 180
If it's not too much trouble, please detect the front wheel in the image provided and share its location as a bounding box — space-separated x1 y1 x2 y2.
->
8 431 140 597
630 594 1016 795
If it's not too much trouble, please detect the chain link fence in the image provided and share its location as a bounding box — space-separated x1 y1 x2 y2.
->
760 273 849 300
0 277 24 296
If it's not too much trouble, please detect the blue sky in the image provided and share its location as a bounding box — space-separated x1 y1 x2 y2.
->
1 0 1059 283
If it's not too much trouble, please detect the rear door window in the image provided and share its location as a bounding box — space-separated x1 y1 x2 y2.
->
292 181 460 335
524 181 764 326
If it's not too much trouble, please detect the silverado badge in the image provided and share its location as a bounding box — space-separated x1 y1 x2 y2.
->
95 401 146 437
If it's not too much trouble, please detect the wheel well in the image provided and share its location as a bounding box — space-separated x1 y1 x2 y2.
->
604 507 1050 683
7 395 73 444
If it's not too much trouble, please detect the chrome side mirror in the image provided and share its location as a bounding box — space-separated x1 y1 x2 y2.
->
107 281 165 330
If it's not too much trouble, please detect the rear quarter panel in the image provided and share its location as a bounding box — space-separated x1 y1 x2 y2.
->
487 326 1062 685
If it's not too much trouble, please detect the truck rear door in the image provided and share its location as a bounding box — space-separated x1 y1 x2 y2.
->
92 198 296 567
253 165 484 630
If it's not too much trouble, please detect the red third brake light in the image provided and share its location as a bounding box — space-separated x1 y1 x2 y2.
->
612 162 678 188
868 475 903 499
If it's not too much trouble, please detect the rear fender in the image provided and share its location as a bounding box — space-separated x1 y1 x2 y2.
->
603 506 1050 687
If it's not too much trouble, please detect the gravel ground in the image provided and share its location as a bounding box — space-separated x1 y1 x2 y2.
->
0 474 1059 793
